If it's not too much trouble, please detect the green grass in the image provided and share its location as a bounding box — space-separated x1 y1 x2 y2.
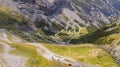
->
0 5 53 43
0 5 30 41
8 43 66 67
0 44 3 53
71 23 120 44
0 5 62 43
0 5 27 24
55 27 88 42
0 5 30 42
60 27 88 35
43 43 119 67
95 33 120 45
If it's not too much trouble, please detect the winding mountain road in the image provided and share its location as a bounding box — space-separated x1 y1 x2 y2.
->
0 29 96 67
27 43 96 67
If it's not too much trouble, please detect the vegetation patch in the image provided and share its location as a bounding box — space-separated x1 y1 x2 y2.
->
95 33 120 45
8 43 66 67
0 6 27 26
71 23 120 44
43 43 119 67
0 44 3 53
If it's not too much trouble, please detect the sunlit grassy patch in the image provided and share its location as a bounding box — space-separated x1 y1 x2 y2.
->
8 43 66 67
43 43 119 67
95 33 120 45
0 5 28 32
0 5 26 23
0 44 3 53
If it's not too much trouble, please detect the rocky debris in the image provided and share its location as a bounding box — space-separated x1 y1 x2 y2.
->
72 0 120 28
110 46 120 65
0 0 120 43
0 42 27 67
1 0 120 33
14 0 75 33
102 44 120 65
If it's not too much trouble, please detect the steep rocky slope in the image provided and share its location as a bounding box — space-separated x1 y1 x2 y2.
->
72 0 120 28
0 0 120 33
0 29 66 67
0 0 120 67
0 0 120 44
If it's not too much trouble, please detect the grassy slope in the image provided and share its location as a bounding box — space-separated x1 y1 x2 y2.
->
0 5 60 44
0 6 27 28
0 30 66 67
6 42 66 67
0 4 120 67
0 4 64 67
0 44 3 53
71 23 120 44
43 43 119 67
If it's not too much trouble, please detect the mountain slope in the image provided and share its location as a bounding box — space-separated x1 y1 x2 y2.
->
0 0 120 67
71 22 120 44
1 0 120 33
0 29 119 67
70 22 120 65
0 29 70 67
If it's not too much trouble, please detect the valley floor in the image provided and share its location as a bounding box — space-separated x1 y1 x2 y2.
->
0 29 119 67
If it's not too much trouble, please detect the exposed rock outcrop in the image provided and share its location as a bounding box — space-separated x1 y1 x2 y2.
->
0 0 120 35
1 0 120 33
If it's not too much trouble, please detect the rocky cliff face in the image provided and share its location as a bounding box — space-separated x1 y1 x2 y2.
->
0 0 120 33
1 0 120 65
72 0 120 27
0 0 120 43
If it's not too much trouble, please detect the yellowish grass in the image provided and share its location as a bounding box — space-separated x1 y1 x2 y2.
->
8 43 66 67
43 43 119 67
0 44 3 53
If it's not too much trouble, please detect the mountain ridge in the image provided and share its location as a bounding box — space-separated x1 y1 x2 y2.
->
0 0 120 67
1 0 120 33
